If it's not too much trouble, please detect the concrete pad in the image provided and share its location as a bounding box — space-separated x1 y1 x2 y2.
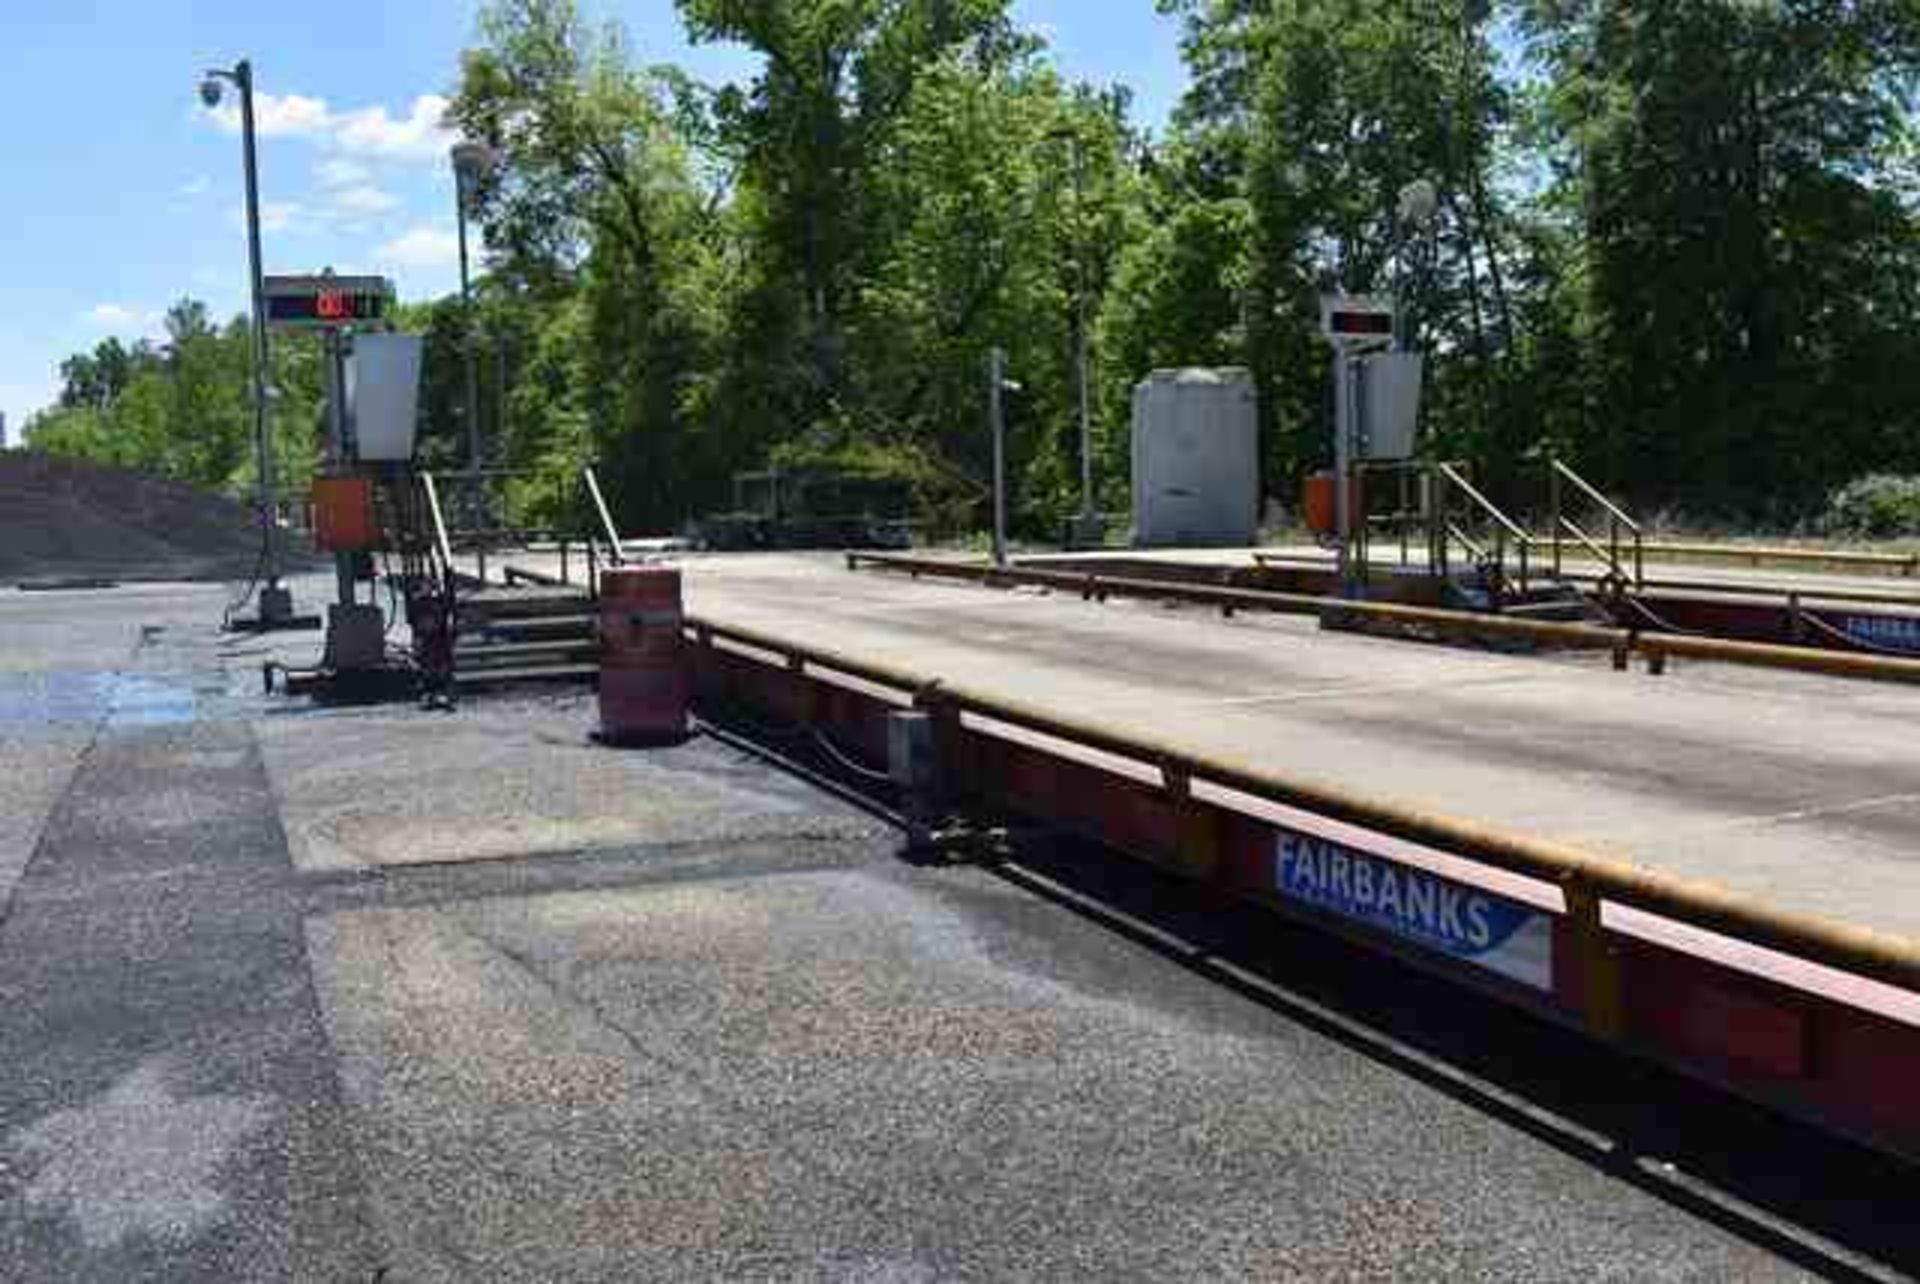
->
258 693 882 871
306 866 1800 1281
654 554 1920 941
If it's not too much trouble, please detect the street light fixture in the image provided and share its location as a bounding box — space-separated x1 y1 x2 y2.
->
450 139 497 503
202 58 292 625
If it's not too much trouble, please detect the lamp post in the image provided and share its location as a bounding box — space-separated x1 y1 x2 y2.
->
1050 126 1098 541
988 349 1023 569
200 59 288 620
451 140 496 518
1394 178 1440 350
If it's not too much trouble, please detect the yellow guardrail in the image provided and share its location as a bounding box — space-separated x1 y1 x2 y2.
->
688 611 1920 998
852 553 1920 685
1600 539 1918 578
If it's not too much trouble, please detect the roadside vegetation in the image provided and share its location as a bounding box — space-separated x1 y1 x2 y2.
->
22 0 1920 541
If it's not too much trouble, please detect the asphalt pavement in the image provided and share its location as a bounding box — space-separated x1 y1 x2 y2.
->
0 578 1913 1280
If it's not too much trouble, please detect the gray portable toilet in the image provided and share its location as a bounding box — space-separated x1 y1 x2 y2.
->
1130 367 1259 547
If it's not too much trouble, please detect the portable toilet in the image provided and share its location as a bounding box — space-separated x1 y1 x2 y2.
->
1130 367 1259 547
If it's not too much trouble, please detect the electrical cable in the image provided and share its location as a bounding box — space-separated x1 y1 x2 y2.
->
1622 590 1920 659
810 729 897 784
701 697 895 784
221 506 275 630
378 547 404 640
1614 593 1712 638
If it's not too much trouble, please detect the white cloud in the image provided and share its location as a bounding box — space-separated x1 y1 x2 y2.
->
200 89 457 165
315 157 373 189
333 95 458 161
331 185 400 216
203 91 334 139
374 223 461 269
176 175 211 197
83 304 150 329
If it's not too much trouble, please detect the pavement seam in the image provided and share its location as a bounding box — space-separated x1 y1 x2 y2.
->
239 719 394 1280
294 833 892 918
0 623 150 935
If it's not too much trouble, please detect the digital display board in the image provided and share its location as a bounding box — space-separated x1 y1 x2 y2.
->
1320 294 1395 344
263 275 392 329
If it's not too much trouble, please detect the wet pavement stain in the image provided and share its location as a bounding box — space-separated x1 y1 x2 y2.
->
7 1057 275 1251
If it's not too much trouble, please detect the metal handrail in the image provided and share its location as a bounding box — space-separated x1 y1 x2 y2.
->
420 471 456 579
1436 463 1532 546
1548 456 1644 590
1553 458 1642 535
687 611 1920 996
1446 521 1488 565
1558 515 1618 573
583 466 624 568
1434 462 1534 598
415 470 462 690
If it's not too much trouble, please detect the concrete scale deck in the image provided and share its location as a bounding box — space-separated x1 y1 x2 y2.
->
666 553 1920 944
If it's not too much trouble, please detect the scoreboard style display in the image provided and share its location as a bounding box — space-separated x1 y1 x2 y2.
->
263 274 392 329
1320 294 1395 344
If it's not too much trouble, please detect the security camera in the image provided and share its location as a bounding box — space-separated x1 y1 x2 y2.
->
199 78 223 109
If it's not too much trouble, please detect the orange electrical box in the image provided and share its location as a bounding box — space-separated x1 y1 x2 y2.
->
1302 471 1339 536
312 476 380 551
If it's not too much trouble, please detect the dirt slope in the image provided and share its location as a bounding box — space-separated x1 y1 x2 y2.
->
0 451 296 583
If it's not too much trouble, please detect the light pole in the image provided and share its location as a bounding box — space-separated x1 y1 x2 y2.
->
1394 178 1440 349
451 139 496 518
988 348 1024 569
200 59 289 622
1050 126 1098 542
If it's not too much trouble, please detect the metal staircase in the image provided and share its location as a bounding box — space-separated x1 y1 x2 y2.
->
451 587 598 689
405 466 626 696
1414 460 1624 626
1543 455 1645 597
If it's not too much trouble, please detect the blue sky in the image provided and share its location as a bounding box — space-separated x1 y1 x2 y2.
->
0 1 1187 440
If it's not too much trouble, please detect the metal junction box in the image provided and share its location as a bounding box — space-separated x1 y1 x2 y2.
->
1357 352 1424 462
311 476 379 552
346 334 424 463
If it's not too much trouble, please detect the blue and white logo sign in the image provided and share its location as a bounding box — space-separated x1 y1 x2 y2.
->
1274 830 1552 991
1842 614 1920 655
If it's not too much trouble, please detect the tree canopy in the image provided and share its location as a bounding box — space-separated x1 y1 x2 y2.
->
27 0 1920 531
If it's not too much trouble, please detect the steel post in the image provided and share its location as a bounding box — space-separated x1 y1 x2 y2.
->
325 329 355 607
1333 352 1354 593
456 168 483 523
235 62 279 591
990 347 1008 568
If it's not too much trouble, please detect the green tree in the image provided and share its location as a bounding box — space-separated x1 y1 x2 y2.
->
452 0 720 530
57 337 148 411
1518 0 1920 513
27 299 325 502
1157 0 1518 505
676 0 1025 436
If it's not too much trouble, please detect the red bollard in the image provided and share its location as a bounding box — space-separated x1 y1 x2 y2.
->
597 566 690 744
